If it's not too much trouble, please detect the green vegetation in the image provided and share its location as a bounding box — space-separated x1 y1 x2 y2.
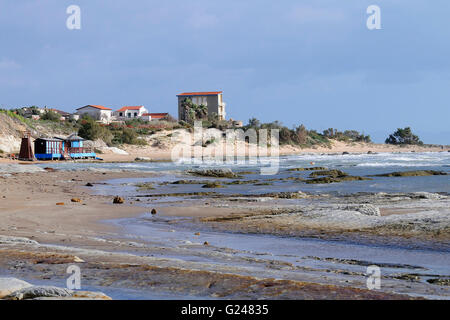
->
78 116 113 145
322 128 371 143
305 175 372 184
180 98 208 124
385 127 423 145
202 182 224 188
244 118 331 147
187 168 239 178
308 169 348 178
135 182 155 190
0 109 33 127
41 110 61 121
110 126 147 145
370 170 447 177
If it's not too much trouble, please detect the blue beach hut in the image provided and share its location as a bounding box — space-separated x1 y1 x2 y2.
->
34 134 96 160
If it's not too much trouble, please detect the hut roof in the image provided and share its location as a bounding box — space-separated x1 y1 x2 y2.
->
36 137 64 142
66 134 85 141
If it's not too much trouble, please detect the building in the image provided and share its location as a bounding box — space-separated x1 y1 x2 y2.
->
141 113 170 121
115 106 148 119
50 108 71 121
34 134 96 160
34 137 64 160
18 131 34 161
177 91 226 121
75 105 113 123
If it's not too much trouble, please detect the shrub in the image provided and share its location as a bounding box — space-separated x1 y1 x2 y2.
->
385 127 423 145
41 110 61 121
323 128 371 143
111 127 147 146
78 118 113 145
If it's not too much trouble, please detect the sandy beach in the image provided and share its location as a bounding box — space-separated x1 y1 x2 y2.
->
0 156 449 299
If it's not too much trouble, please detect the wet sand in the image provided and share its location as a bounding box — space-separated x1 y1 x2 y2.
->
0 169 448 299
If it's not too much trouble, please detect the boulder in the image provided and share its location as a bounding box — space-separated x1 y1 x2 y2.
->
187 168 238 178
71 291 112 300
135 157 151 161
4 286 73 300
371 170 447 177
3 284 112 300
347 204 381 216
410 192 446 200
0 278 32 299
0 235 39 245
113 196 124 204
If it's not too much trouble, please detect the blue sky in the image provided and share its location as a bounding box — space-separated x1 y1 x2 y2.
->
1 0 449 144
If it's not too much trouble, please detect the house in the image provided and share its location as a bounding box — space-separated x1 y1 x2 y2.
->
177 91 226 121
34 134 96 160
115 106 148 119
75 105 113 123
141 113 169 121
50 108 71 121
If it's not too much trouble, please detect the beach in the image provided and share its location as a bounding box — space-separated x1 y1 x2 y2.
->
0 151 449 299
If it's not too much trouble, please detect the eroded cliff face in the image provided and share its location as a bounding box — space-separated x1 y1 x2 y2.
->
0 113 28 153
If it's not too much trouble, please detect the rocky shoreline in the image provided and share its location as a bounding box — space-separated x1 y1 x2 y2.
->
0 165 449 299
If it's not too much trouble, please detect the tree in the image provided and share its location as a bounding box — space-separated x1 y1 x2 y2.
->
180 98 194 123
323 128 338 138
41 110 61 121
180 98 208 123
294 124 308 145
196 104 208 120
385 127 423 145
247 118 260 129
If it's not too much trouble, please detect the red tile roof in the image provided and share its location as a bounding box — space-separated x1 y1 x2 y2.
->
77 105 112 111
116 106 144 112
177 91 222 96
142 113 169 119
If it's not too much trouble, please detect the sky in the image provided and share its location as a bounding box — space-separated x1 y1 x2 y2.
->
0 0 449 144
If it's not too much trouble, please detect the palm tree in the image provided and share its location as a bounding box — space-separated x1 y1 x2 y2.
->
196 104 208 120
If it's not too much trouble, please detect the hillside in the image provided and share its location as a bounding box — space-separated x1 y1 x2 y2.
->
0 111 447 160
0 111 78 153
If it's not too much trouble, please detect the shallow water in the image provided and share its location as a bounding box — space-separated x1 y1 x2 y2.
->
38 152 450 194
36 152 450 298
106 213 450 299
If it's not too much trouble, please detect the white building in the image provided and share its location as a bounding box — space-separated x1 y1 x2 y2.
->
114 106 148 119
75 105 113 123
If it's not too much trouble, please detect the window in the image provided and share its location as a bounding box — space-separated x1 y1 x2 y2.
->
134 112 138 117
119 112 123 117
